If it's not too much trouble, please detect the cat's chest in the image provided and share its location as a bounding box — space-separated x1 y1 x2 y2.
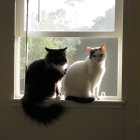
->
52 64 65 75
87 63 103 80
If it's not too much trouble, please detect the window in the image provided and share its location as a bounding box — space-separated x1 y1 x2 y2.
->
14 0 123 100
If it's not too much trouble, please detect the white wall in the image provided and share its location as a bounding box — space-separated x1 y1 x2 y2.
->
0 0 140 140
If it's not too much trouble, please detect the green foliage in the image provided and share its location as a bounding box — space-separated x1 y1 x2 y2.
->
20 6 115 74
20 37 77 74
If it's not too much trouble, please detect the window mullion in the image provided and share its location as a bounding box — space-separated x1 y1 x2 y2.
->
115 0 123 100
28 31 118 38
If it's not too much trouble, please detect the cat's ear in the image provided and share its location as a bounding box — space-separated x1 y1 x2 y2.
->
45 47 51 52
87 47 93 53
101 44 106 51
61 47 67 51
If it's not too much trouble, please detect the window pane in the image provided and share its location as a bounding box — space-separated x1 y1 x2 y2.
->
20 37 118 97
27 0 115 31
20 38 26 95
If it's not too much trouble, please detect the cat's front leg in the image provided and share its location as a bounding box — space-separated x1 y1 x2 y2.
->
55 82 63 100
56 85 60 96
89 86 94 97
94 86 101 100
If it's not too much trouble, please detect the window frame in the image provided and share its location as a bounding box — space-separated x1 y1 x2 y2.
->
14 0 124 100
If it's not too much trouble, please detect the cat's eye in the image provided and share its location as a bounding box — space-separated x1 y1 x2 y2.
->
99 54 104 57
92 55 97 58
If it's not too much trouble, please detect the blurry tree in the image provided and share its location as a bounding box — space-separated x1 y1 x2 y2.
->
91 7 115 31
20 37 77 74
20 5 115 74
64 0 85 6
30 9 68 31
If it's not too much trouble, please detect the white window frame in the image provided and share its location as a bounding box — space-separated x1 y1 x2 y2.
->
14 0 124 101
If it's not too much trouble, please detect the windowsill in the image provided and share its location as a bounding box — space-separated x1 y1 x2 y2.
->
11 99 125 108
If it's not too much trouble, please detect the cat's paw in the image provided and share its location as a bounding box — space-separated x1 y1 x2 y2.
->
55 94 65 100
55 95 61 100
95 96 101 101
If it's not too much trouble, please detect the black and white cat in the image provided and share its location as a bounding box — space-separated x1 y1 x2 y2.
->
21 47 68 125
64 45 107 103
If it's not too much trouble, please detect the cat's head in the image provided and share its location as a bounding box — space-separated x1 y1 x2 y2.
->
45 47 68 65
87 45 107 64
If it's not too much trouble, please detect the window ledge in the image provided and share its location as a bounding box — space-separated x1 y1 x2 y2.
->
11 99 125 108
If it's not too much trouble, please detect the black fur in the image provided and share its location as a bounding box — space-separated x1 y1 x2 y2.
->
66 96 94 103
89 49 98 59
21 48 67 125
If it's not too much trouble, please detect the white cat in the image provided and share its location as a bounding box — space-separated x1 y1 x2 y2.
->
64 45 107 103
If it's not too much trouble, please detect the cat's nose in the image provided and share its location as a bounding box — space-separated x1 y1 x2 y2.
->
97 58 102 63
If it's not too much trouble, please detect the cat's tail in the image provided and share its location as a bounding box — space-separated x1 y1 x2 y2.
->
66 96 94 103
21 95 64 125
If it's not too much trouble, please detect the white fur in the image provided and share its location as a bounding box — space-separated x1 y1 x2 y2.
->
64 48 106 100
52 63 68 75
51 63 68 100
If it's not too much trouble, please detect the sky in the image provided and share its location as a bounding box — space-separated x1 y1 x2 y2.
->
28 0 115 29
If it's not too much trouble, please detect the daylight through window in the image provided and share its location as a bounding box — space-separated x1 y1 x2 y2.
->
14 0 123 100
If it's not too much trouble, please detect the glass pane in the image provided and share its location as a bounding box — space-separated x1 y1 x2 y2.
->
20 37 118 97
27 0 115 31
20 38 26 95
